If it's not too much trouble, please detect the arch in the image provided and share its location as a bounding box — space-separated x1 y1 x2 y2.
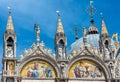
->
6 78 14 82
57 38 65 45
115 54 120 78
66 55 111 80
5 35 15 41
7 37 14 46
59 39 64 46
104 40 109 48
18 55 60 78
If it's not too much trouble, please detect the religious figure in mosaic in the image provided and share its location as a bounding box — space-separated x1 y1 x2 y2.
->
21 60 56 78
69 60 105 79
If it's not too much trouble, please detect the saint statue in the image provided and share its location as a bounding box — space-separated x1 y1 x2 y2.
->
7 46 13 57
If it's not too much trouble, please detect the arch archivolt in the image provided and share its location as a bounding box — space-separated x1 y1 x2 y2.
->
66 55 111 80
18 55 60 78
115 55 120 78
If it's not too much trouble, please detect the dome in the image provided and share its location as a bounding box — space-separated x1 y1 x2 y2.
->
88 24 98 34
71 34 115 51
88 19 98 34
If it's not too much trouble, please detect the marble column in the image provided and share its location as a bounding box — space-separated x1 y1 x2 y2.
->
4 61 6 70
14 78 17 82
3 77 6 82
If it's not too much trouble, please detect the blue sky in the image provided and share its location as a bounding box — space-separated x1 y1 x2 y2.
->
0 0 120 71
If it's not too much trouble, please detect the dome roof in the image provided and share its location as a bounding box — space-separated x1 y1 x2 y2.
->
88 24 98 34
71 34 115 51
88 19 98 34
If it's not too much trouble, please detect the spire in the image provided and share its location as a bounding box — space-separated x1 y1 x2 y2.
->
87 0 98 34
55 11 67 60
101 13 109 35
56 10 64 34
6 7 14 33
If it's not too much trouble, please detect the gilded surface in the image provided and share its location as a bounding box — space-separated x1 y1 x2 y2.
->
68 60 105 79
20 60 56 78
8 61 14 70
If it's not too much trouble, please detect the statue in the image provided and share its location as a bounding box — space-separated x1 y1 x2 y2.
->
40 41 45 48
82 27 87 45
6 46 13 57
104 47 110 59
112 33 118 42
115 63 120 77
72 50 76 56
31 43 36 50
24 49 28 56
34 24 40 45
28 48 32 55
20 54 23 60
47 49 52 55
58 48 62 59
58 48 66 59
60 62 66 77
108 63 114 78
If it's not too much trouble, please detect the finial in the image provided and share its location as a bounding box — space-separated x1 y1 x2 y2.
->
82 26 87 37
7 6 11 15
87 0 96 18
34 24 40 46
73 25 80 40
56 10 61 19
86 0 96 25
100 12 104 20
112 33 119 42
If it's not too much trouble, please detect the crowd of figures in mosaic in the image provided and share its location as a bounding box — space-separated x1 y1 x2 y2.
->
1 0 120 82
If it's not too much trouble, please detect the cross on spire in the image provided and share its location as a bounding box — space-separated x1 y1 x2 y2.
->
56 10 60 18
87 0 97 18
100 12 104 20
8 6 12 15
73 25 80 40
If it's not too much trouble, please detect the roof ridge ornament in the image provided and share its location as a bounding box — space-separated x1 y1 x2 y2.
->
82 26 87 46
100 12 104 20
87 0 97 18
112 33 119 42
87 0 98 34
56 10 60 19
34 24 40 46
86 0 97 24
8 6 11 15
72 25 80 40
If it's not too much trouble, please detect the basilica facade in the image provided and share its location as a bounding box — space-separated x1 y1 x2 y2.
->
1 1 120 82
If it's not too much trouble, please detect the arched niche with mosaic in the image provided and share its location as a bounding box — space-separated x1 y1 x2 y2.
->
8 61 15 71
20 59 57 78
68 60 105 79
